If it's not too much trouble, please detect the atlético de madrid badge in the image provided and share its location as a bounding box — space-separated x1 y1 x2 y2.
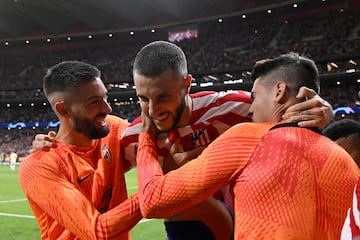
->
102 144 112 163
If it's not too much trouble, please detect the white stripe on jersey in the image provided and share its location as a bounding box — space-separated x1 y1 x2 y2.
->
341 183 360 240
121 90 252 165
192 91 251 124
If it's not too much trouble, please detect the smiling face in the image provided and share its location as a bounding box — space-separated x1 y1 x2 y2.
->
134 68 191 132
66 77 112 140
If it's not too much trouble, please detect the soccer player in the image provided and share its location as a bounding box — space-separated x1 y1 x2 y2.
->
322 118 360 167
9 151 17 170
136 53 360 239
18 61 142 240
32 41 334 240
121 41 336 240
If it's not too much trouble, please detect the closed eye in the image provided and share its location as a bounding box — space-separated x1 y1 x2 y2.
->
250 91 255 100
137 96 149 103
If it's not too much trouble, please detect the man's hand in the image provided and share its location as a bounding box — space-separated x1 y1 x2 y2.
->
283 86 334 128
29 131 57 153
141 112 157 137
163 139 207 173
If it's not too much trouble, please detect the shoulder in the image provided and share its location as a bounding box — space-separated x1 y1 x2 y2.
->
264 124 322 141
106 114 129 136
191 90 251 103
220 122 276 139
190 90 252 123
19 150 61 182
121 116 142 139
259 124 330 155
21 149 63 168
106 114 129 127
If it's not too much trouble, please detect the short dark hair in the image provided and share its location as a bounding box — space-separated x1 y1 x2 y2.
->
43 61 101 97
251 52 320 94
133 41 188 78
322 119 360 141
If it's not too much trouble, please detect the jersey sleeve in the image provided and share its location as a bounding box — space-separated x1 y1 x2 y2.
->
106 114 136 172
18 151 142 240
120 116 142 169
137 122 269 219
107 114 129 136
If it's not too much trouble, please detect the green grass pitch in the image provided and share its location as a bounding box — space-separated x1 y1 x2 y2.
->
0 165 165 239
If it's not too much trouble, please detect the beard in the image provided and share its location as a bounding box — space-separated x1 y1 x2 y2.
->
73 115 109 139
172 96 186 129
156 96 186 133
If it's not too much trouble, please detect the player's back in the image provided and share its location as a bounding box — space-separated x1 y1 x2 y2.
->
232 125 359 240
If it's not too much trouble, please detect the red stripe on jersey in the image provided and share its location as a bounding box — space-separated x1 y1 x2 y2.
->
121 90 252 165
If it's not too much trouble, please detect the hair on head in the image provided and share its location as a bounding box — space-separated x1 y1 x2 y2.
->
251 52 320 94
43 61 100 97
322 119 360 141
133 40 188 78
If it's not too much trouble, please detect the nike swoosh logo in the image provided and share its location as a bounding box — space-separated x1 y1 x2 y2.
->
77 173 93 184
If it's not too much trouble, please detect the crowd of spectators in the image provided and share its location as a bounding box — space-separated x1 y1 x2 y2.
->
1 85 358 161
1 4 360 92
1 3 359 162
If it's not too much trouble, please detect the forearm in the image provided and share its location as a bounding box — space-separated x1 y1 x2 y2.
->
19 163 142 239
137 133 199 218
95 194 142 238
137 132 247 218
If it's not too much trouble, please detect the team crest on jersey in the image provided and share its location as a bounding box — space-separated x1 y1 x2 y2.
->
102 144 111 163
191 127 207 143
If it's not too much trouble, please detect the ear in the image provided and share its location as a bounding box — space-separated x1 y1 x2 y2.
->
274 81 288 104
54 101 69 117
184 74 192 95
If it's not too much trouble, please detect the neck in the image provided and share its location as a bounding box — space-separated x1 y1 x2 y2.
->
56 124 93 147
176 95 193 128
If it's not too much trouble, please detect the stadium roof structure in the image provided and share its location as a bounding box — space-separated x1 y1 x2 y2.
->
0 0 312 41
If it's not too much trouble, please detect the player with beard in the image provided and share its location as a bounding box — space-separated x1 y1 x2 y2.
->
31 41 334 240
121 41 334 240
18 61 142 240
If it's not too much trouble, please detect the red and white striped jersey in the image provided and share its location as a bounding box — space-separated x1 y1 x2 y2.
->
341 178 360 239
121 90 252 166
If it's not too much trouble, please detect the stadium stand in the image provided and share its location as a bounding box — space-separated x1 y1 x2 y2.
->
0 0 359 162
